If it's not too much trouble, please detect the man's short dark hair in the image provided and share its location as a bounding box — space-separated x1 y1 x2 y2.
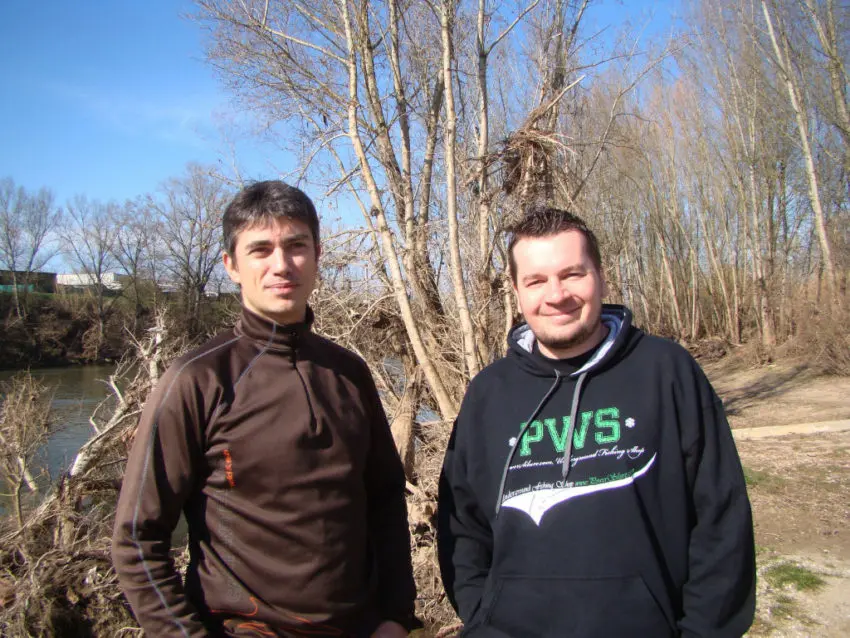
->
223 181 320 256
506 205 602 282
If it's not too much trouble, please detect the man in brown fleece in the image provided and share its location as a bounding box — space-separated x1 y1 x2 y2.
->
112 181 419 637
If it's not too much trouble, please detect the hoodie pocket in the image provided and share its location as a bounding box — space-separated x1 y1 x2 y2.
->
480 574 674 638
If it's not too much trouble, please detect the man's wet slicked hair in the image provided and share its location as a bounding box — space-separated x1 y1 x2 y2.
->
506 205 602 282
222 180 320 256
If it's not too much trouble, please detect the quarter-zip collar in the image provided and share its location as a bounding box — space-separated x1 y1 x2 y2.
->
234 305 314 353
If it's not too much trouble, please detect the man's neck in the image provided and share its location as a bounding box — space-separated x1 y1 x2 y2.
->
537 323 609 360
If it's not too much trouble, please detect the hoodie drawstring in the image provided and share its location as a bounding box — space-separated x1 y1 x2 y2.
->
494 369 592 514
494 370 562 515
562 371 588 479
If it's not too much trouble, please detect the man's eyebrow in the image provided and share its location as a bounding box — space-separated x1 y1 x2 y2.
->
243 239 273 251
282 232 311 243
243 233 312 251
521 264 584 281
520 272 544 283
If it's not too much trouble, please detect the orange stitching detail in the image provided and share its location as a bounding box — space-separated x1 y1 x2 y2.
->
236 621 277 636
223 448 236 487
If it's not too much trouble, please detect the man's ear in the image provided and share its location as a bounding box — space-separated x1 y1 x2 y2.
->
511 277 521 307
223 251 241 284
315 242 322 261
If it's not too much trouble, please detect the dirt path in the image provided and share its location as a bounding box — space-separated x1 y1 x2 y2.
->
704 360 850 637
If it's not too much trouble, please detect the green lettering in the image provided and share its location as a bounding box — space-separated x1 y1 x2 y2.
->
519 420 544 456
546 418 567 452
570 412 594 450
595 407 621 444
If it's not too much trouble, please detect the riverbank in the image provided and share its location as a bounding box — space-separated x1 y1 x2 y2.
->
0 293 127 369
0 365 117 521
0 291 237 370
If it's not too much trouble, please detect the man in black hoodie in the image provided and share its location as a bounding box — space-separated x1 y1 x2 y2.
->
437 206 755 637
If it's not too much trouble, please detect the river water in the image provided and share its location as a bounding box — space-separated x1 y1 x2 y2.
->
0 365 116 514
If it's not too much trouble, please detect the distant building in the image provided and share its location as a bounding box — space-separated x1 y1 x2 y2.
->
0 270 57 293
56 272 129 291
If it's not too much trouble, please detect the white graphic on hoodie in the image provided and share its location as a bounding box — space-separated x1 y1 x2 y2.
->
501 453 656 525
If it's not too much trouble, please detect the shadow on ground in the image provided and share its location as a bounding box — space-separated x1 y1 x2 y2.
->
720 365 809 418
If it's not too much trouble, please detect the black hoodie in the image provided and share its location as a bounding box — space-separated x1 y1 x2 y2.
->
438 305 755 637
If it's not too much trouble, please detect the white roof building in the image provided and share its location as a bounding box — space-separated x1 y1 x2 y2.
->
56 272 125 291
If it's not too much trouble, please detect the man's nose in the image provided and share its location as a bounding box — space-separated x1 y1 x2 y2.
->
270 247 290 273
545 279 568 303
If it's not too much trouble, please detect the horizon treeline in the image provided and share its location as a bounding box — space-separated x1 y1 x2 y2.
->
0 165 239 366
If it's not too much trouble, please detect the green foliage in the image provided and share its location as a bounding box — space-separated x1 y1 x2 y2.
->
743 466 785 490
764 562 826 592
770 594 798 619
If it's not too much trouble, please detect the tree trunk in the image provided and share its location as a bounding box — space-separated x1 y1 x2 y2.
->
340 0 458 420
442 0 480 379
19 457 37 492
657 231 684 337
9 270 23 320
389 378 417 480
762 0 837 296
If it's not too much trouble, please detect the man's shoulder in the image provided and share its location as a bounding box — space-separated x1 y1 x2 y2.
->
306 332 371 377
462 356 521 405
627 330 699 367
170 327 242 371
629 332 713 390
475 355 518 383
156 327 242 392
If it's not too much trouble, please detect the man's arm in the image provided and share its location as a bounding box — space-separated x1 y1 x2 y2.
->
437 418 493 624
112 364 209 637
679 375 756 637
361 369 421 633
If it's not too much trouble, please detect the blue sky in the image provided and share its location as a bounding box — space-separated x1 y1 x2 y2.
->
0 0 679 209
0 1 292 206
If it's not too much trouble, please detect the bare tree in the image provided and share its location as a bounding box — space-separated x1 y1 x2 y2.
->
196 0 465 419
113 198 159 332
0 373 54 530
152 163 229 334
63 196 119 358
440 0 481 378
761 0 838 296
0 178 61 320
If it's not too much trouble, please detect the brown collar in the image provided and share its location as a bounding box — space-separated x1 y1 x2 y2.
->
234 306 314 352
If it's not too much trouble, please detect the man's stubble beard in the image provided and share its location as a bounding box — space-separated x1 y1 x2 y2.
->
535 319 600 357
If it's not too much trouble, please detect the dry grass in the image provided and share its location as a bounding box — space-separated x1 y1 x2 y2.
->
777 301 850 376
409 420 459 635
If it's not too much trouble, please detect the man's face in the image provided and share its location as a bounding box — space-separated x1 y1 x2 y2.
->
223 217 319 325
512 229 606 359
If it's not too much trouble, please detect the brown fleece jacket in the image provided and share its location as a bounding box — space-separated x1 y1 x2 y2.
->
112 307 418 637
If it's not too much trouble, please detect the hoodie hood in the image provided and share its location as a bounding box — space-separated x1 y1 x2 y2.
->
507 304 634 377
